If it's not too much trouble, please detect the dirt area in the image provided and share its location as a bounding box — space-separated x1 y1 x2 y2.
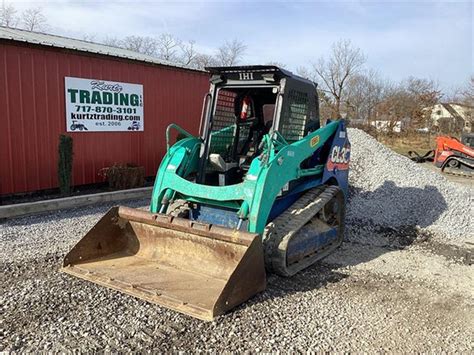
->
0 184 108 206
376 133 434 157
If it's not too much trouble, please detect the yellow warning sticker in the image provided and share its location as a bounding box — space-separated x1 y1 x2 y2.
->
310 135 320 147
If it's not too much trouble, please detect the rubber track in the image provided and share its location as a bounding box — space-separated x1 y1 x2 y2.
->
442 157 474 178
263 185 342 277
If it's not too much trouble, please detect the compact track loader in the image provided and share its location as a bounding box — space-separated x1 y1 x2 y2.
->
433 134 474 176
409 133 474 177
63 66 351 320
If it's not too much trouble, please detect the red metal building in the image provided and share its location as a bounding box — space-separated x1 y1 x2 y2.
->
0 27 209 196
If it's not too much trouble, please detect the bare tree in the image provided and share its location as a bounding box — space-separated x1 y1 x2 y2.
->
312 39 366 118
193 53 218 70
461 76 474 106
297 66 335 121
82 33 97 42
101 33 206 68
266 61 287 68
102 36 122 48
374 84 410 134
404 77 441 130
440 76 473 105
21 7 48 31
99 34 248 70
317 90 336 123
346 69 386 123
0 2 18 27
459 76 474 131
120 35 157 55
157 33 181 61
179 40 197 66
374 77 441 134
296 66 312 79
215 39 246 66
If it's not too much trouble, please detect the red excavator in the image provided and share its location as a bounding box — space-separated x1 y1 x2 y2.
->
408 133 474 177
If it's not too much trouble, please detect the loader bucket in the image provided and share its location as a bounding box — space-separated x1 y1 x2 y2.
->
62 206 266 321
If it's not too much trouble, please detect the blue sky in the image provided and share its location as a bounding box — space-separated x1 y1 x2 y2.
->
10 0 474 92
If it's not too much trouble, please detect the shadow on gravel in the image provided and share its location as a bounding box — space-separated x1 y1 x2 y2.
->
257 181 449 300
321 180 448 268
349 181 448 229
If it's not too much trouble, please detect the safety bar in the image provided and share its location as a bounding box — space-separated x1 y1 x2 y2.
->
166 124 195 151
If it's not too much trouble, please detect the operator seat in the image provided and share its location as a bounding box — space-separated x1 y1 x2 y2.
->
263 104 275 133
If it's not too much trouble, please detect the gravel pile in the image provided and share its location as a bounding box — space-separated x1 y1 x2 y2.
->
347 128 473 246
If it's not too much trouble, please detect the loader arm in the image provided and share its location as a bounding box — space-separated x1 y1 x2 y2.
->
150 120 342 234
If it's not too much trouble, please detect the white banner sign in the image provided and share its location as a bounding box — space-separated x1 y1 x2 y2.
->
65 77 144 132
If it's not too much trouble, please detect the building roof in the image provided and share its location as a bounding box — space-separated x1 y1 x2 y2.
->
0 26 204 73
205 65 315 86
441 104 464 121
443 102 474 109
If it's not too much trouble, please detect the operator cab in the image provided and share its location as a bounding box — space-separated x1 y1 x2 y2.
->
199 66 320 186
461 133 474 148
205 86 277 185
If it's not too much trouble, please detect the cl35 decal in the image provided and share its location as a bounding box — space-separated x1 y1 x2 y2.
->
327 144 350 171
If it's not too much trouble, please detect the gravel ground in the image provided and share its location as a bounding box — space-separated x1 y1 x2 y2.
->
1 129 473 352
421 161 473 188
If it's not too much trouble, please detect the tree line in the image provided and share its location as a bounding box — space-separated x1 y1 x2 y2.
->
101 35 247 70
0 2 48 31
0 3 247 69
297 39 473 133
2 2 472 134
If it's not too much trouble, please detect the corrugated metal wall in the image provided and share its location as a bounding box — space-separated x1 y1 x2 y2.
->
0 41 209 195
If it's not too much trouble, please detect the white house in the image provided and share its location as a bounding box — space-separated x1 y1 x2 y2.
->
428 103 473 133
370 120 402 133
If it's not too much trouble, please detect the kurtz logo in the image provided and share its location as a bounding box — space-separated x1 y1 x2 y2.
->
90 80 123 93
239 72 254 80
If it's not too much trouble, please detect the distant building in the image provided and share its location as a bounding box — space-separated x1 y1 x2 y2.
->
370 120 403 133
427 103 473 133
368 99 411 133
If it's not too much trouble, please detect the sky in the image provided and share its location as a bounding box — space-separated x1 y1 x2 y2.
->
6 0 474 93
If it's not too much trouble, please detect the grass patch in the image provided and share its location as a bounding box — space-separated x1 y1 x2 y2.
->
378 134 434 156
